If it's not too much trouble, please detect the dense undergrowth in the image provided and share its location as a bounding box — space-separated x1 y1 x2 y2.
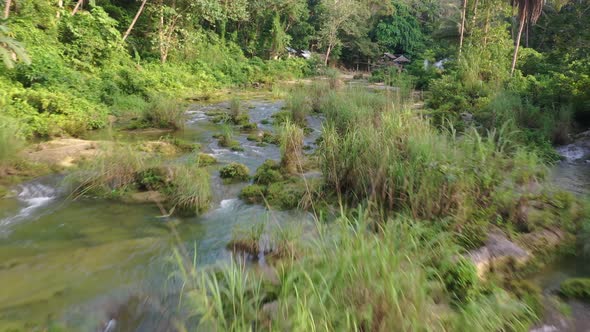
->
0 2 310 141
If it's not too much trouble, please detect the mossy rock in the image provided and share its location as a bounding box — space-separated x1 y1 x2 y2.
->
232 114 250 126
262 132 280 145
135 167 171 191
219 162 250 182
241 122 258 131
271 110 291 125
218 136 243 151
560 278 590 300
266 180 306 209
254 160 284 185
196 153 217 166
240 184 266 204
260 119 270 125
247 133 263 142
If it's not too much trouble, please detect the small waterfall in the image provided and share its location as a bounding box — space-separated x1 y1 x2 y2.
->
0 181 58 227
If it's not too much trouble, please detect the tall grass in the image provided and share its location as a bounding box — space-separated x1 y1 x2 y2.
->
280 120 304 175
66 144 148 197
174 215 535 331
286 88 312 126
167 164 211 215
143 95 186 130
317 87 555 230
0 115 25 172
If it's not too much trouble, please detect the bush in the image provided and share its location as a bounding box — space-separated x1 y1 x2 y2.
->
280 120 304 175
219 162 250 182
560 278 590 300
239 184 266 204
0 115 25 171
141 95 186 130
253 160 284 185
167 164 211 215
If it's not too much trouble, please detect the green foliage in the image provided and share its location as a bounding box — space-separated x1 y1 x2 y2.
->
0 115 25 170
175 217 536 331
138 95 186 130
219 162 250 182
167 164 211 215
279 120 304 175
560 278 590 301
253 160 284 185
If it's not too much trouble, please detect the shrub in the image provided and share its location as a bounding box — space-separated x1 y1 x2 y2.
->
560 278 590 300
141 95 186 130
280 120 304 175
0 115 25 171
239 184 266 204
219 162 250 182
167 164 211 215
67 144 147 197
195 153 217 166
253 160 284 185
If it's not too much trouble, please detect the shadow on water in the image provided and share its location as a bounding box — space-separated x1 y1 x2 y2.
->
0 98 322 330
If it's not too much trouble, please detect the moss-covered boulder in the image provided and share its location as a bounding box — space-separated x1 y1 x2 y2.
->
560 278 590 300
253 160 284 185
196 153 217 166
240 184 266 204
219 163 250 182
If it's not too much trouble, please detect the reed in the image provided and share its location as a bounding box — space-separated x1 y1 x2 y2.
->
279 120 304 175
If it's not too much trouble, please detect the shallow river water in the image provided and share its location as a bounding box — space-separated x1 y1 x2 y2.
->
0 98 321 331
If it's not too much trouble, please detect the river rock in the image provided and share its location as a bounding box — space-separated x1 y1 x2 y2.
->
468 229 530 277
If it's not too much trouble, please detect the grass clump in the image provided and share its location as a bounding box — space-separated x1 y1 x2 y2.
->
560 278 590 301
195 153 217 166
229 98 250 126
67 144 147 198
0 115 26 175
166 164 211 215
239 184 266 204
253 160 284 185
219 162 250 183
315 86 584 234
133 95 186 130
175 216 536 331
285 89 311 126
216 125 244 151
280 120 304 175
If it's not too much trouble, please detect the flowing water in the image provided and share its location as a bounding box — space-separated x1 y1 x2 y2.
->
0 98 322 331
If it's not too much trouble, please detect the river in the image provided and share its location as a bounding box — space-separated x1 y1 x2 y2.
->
0 97 322 331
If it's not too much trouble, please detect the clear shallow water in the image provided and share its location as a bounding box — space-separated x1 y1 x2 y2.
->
0 98 321 331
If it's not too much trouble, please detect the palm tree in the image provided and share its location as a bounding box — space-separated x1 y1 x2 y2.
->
510 0 544 75
0 25 30 68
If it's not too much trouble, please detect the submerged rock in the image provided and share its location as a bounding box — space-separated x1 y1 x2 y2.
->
24 138 102 168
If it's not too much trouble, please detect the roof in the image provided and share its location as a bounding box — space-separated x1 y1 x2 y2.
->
392 55 410 63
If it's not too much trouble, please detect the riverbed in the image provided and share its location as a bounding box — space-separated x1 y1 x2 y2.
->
0 97 322 330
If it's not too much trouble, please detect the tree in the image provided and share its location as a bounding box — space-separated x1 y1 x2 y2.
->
459 0 468 53
123 0 148 41
510 0 544 75
3 0 11 19
317 0 369 66
0 24 30 68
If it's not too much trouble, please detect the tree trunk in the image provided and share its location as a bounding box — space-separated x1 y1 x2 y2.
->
71 0 83 15
4 0 11 19
123 0 147 41
324 44 332 66
511 15 526 76
57 0 63 18
459 0 468 54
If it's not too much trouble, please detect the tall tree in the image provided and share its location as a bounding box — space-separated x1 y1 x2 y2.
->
3 0 11 19
72 0 84 15
510 0 544 75
459 0 468 53
123 0 148 41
